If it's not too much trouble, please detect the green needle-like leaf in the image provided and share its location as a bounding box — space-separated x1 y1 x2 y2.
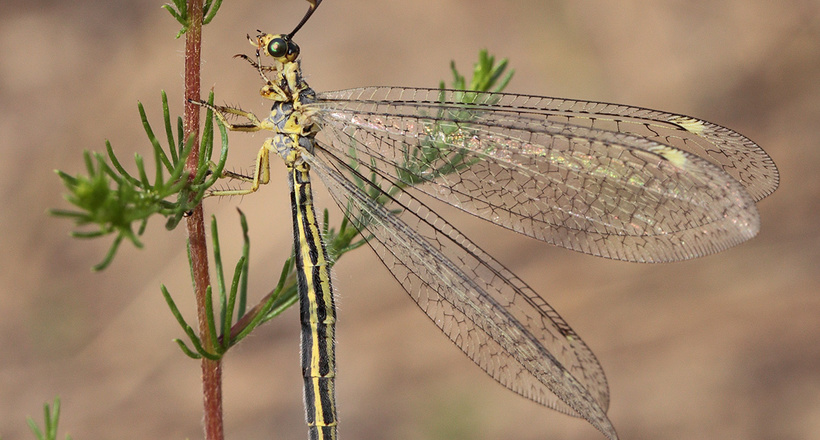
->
53 92 228 269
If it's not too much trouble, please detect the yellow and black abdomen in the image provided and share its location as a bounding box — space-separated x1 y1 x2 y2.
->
289 160 338 440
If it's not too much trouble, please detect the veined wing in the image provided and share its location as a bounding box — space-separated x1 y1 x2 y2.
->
303 147 619 440
311 87 763 263
320 87 779 201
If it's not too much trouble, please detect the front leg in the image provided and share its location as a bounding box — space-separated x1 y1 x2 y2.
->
235 53 278 80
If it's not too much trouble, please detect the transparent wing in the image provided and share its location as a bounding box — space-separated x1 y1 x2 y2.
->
311 87 764 263
303 147 619 440
319 87 779 201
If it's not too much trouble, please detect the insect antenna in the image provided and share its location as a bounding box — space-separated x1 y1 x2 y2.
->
288 0 323 38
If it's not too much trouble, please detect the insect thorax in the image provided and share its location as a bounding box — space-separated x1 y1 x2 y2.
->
267 87 319 163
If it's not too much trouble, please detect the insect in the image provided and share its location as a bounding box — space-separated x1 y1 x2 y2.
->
194 1 778 439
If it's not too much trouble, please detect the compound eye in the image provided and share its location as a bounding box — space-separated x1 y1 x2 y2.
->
286 41 300 61
267 37 288 58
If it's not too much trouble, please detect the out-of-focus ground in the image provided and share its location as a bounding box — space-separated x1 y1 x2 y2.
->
2 1 818 439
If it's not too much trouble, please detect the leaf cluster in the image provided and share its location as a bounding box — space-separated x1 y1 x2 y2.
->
51 92 228 270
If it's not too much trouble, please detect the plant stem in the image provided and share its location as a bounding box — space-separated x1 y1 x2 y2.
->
183 1 223 439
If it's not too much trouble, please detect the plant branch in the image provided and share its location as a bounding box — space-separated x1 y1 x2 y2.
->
181 1 223 439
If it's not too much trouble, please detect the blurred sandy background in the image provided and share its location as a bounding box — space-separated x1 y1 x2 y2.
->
2 1 818 439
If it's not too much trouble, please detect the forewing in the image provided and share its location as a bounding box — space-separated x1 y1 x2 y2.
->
320 87 778 201
312 87 762 263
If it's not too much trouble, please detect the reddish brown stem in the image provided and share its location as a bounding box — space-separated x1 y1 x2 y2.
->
182 1 224 439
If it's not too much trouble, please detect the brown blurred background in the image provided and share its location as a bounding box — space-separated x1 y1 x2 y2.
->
2 1 818 439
